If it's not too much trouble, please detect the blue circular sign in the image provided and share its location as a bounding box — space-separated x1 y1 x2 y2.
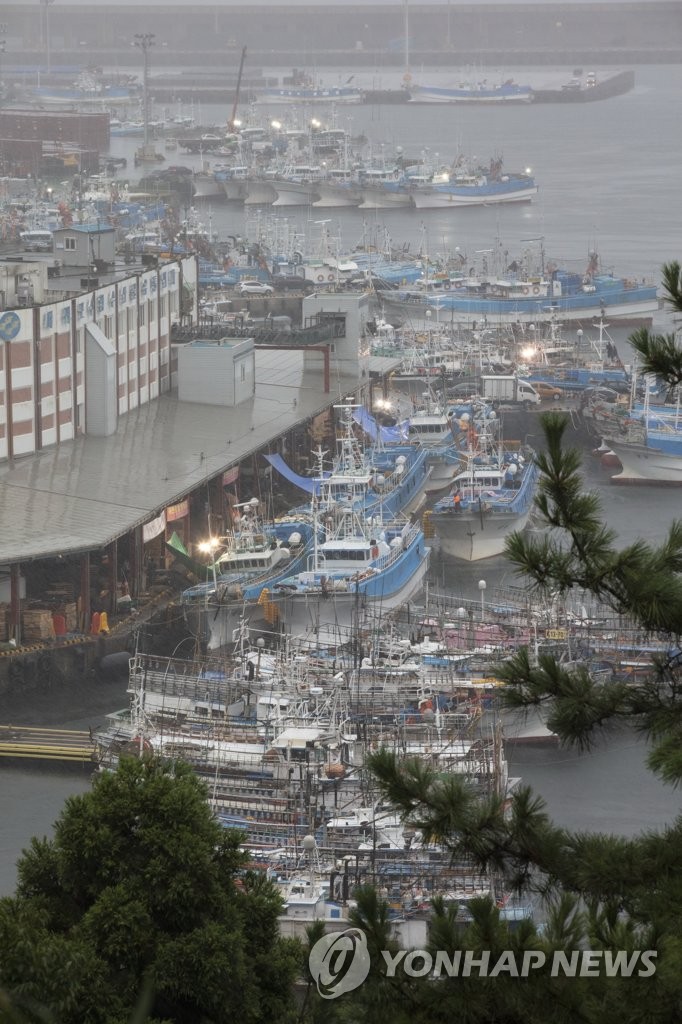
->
0 311 21 342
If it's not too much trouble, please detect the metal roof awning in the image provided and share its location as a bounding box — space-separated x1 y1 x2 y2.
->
0 350 362 564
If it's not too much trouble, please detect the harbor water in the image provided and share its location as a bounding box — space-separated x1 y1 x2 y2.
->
1 63 682 895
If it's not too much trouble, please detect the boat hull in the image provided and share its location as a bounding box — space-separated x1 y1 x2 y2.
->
222 179 249 201
271 180 321 206
409 85 533 104
243 181 278 205
312 184 364 208
600 440 682 485
358 187 413 209
205 541 430 645
271 542 431 634
256 88 362 104
376 290 659 325
431 507 533 560
193 175 226 199
410 183 538 208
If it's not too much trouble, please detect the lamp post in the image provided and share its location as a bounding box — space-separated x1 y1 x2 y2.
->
134 33 155 149
478 578 487 620
0 35 6 102
42 1 55 75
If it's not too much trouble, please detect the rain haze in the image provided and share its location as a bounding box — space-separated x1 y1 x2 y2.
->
0 0 681 903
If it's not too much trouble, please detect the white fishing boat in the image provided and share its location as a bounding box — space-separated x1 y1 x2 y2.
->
410 170 538 208
262 413 432 634
409 79 533 104
430 415 539 561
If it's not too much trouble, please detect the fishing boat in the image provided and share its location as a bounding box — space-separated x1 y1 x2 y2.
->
195 408 432 648
354 394 467 497
409 79 533 104
267 458 431 634
585 383 682 485
429 415 539 561
266 404 433 522
27 69 139 106
377 246 659 325
256 85 362 104
405 155 532 207
180 500 316 648
520 318 632 392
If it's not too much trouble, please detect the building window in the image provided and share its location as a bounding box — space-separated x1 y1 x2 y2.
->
65 237 77 251
139 304 145 327
159 295 166 318
240 362 246 382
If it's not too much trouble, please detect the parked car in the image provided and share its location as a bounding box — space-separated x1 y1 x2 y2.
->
534 381 564 400
272 276 315 294
236 281 274 296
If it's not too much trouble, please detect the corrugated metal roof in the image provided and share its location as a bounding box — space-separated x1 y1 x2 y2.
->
0 350 362 564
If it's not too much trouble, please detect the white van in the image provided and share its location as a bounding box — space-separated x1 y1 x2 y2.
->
20 230 53 252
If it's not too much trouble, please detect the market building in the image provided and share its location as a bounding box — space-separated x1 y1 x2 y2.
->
0 253 372 682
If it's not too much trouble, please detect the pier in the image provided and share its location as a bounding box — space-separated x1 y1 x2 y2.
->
0 725 95 766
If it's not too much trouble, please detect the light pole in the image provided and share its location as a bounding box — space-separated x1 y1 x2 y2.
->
0 34 6 102
478 578 487 620
42 1 55 75
134 33 155 150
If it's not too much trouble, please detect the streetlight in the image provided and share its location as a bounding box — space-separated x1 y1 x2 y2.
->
197 534 224 602
134 33 155 150
478 579 487 620
0 34 6 100
41 1 55 75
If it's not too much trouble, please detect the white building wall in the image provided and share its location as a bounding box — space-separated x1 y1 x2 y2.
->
85 324 117 437
0 254 196 461
177 338 255 406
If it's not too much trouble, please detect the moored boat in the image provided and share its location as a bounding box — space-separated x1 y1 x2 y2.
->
409 80 533 104
429 415 539 561
256 85 362 104
410 171 538 208
377 247 659 325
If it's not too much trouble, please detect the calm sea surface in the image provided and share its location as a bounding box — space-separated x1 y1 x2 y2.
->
1 63 681 895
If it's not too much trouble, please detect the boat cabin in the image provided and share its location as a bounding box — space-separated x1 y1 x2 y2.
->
408 414 454 443
318 539 376 566
20 229 53 252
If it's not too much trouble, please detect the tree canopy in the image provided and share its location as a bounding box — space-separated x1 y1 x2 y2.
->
0 757 300 1024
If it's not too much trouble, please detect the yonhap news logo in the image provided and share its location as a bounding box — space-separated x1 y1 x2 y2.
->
308 929 371 999
308 931 657 999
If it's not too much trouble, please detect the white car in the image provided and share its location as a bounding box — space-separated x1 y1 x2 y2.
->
236 281 274 296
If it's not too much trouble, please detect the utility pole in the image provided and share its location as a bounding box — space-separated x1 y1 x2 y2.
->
42 0 56 75
134 33 155 150
0 28 6 105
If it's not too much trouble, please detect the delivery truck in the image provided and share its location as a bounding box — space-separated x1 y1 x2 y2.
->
480 376 541 407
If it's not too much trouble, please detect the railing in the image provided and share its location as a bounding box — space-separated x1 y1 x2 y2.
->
171 321 340 347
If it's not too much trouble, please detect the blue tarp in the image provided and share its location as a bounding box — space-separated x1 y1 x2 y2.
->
264 453 328 495
353 407 410 444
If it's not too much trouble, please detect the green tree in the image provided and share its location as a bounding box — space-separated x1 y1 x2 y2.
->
360 266 682 1023
0 757 300 1024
